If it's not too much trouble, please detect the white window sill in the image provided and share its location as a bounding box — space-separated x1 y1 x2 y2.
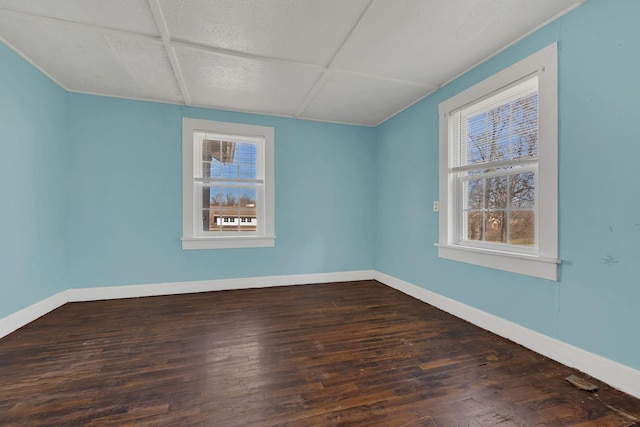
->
182 235 276 250
435 243 560 281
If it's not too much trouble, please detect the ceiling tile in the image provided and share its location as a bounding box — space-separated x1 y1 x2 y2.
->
0 0 586 126
159 0 370 65
0 13 182 103
301 72 431 126
333 0 581 86
0 0 159 36
175 45 323 116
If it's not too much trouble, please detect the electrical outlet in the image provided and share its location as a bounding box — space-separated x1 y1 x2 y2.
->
433 201 439 212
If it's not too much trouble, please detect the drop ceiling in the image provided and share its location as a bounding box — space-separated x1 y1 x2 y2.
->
0 0 585 126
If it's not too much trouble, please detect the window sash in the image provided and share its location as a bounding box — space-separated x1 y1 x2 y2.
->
194 183 264 237
193 134 265 238
449 75 539 253
450 157 536 174
450 76 539 171
453 164 538 253
195 177 264 184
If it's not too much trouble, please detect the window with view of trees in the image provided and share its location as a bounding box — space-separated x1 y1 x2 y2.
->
182 118 275 250
453 77 538 248
437 43 558 280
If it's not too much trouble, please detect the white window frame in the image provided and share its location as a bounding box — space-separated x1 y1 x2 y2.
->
437 43 559 280
182 118 275 250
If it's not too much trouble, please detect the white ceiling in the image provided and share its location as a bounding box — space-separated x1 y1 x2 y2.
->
0 0 585 126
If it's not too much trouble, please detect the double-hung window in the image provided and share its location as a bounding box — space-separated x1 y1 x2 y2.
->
182 118 275 249
437 43 558 280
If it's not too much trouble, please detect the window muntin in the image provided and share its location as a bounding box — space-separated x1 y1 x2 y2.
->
182 118 275 250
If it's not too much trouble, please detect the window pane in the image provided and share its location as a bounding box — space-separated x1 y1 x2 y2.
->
510 172 535 208
202 186 218 231
237 142 257 165
201 139 219 162
205 187 230 207
202 187 238 232
221 162 239 179
467 211 483 241
202 160 213 178
208 139 235 163
205 208 239 232
202 141 258 180
205 188 219 208
485 211 507 243
510 211 535 246
467 105 512 165
239 188 257 208
238 188 257 232
202 139 237 178
511 93 538 160
203 208 218 231
486 176 507 209
464 91 538 168
210 160 221 177
239 165 256 180
466 179 483 209
222 188 238 207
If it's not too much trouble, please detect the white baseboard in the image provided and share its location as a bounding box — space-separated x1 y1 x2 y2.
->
0 290 71 339
373 270 640 399
66 270 375 302
2 269 639 400
0 270 375 339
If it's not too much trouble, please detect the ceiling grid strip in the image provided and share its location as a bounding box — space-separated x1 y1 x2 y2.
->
147 0 191 105
294 0 376 118
170 39 326 72
0 1 588 126
373 1 587 126
0 7 160 44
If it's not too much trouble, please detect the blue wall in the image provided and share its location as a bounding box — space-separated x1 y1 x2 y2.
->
374 0 640 370
66 95 375 288
1 0 638 374
0 38 375 317
0 43 69 318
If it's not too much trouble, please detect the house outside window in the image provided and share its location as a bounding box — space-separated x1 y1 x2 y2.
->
182 118 275 249
437 43 558 280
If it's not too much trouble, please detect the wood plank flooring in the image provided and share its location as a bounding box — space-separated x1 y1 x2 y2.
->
0 280 638 426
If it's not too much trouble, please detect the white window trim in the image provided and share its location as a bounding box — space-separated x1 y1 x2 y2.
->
182 118 275 250
437 43 559 280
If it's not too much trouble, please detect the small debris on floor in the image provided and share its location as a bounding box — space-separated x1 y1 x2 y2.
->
566 374 598 392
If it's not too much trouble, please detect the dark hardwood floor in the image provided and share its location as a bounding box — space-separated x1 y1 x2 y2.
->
0 280 638 426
